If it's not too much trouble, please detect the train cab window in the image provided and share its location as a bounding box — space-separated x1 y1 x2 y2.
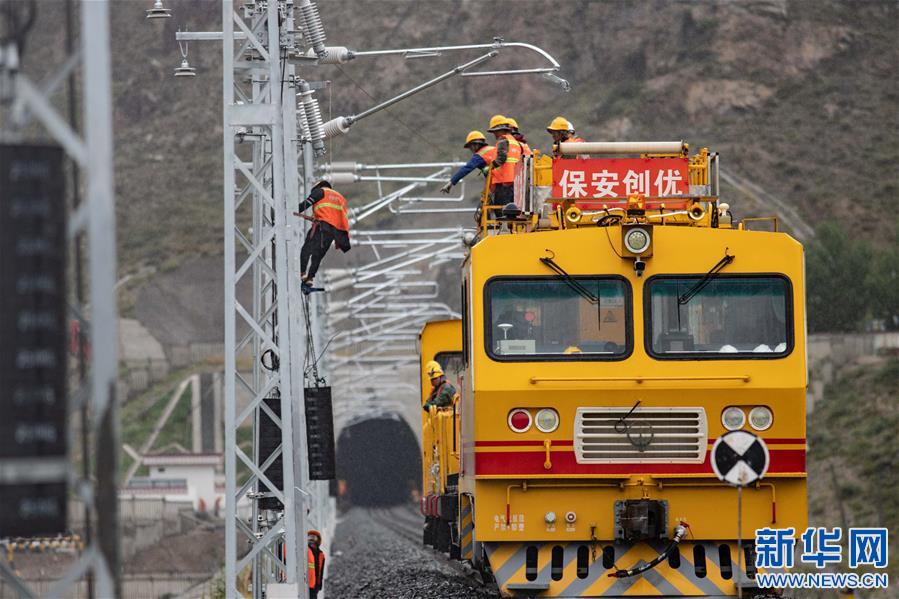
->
433 351 464 389
485 277 631 361
647 276 792 359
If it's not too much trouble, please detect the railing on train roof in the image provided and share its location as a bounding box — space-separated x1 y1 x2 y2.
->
476 141 726 236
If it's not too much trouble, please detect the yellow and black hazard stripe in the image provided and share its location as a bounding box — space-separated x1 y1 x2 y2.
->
460 495 474 561
485 540 765 597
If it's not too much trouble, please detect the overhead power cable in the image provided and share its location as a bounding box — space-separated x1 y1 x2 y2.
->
333 63 431 147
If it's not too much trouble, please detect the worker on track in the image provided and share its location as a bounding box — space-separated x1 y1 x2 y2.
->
307 529 326 598
485 114 522 205
297 180 351 293
547 116 585 155
422 361 458 411
507 117 532 156
440 130 494 194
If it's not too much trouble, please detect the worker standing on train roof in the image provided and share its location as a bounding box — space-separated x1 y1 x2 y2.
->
422 360 458 411
307 529 326 598
297 180 351 293
440 130 495 194
547 116 585 155
486 114 523 205
507 117 532 156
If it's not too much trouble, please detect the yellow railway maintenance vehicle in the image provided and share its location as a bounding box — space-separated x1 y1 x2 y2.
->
420 140 807 598
419 319 464 555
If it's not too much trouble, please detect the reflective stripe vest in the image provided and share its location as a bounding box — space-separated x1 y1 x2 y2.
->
477 145 496 162
307 547 316 589
490 134 522 185
307 546 325 589
515 137 532 156
313 188 350 232
477 145 496 176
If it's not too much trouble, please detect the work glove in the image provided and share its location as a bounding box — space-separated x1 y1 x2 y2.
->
440 182 453 194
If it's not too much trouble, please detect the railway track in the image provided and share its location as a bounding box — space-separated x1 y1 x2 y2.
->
368 504 423 545
365 504 496 595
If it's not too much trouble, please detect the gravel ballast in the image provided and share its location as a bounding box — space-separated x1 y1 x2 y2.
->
325 506 499 599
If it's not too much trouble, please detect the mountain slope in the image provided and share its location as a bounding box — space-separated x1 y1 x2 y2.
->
13 1 898 274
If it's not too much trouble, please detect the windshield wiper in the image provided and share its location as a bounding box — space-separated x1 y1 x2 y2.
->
678 249 735 305
540 251 599 305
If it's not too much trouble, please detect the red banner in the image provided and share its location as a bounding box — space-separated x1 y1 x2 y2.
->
551 157 690 200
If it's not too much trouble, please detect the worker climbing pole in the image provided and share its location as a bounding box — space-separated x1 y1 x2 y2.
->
296 180 353 294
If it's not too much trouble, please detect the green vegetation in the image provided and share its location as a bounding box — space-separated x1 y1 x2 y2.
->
120 371 196 477
806 222 899 333
119 370 255 482
807 358 899 594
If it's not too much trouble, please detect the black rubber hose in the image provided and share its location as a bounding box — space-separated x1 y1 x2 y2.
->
609 524 688 579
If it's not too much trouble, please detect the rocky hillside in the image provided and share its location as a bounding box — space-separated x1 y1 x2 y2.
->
14 0 899 278
805 357 899 598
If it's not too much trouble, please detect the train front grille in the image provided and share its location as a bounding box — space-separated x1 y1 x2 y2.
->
574 407 707 463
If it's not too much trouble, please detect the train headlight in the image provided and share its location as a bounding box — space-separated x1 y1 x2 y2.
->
534 408 560 433
748 406 773 431
624 227 651 254
508 409 532 433
721 406 745 431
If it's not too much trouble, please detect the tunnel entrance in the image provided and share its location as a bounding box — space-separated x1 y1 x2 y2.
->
336 415 420 507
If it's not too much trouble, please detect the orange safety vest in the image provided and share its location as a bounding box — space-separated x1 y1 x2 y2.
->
307 547 316 589
490 134 522 185
307 546 325 589
516 138 532 156
313 188 350 232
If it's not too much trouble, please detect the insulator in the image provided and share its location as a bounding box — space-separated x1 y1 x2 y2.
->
324 162 358 172
296 101 312 142
303 95 325 143
304 46 353 64
298 0 327 57
327 172 358 185
322 116 351 140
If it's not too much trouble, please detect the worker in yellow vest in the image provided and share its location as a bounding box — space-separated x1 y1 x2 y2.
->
440 130 495 194
297 180 351 293
486 114 522 205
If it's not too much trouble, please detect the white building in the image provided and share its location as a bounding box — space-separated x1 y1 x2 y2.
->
134 453 223 513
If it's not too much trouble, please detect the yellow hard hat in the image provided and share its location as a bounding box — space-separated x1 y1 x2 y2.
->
547 116 574 133
425 360 444 378
464 130 487 147
487 114 513 132
506 117 520 131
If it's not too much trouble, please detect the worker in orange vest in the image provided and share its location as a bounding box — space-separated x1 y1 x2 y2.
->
297 180 351 293
440 130 494 194
506 117 532 157
307 529 326 598
485 114 522 206
547 116 585 155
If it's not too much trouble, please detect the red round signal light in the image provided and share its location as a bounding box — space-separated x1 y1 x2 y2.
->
508 409 532 433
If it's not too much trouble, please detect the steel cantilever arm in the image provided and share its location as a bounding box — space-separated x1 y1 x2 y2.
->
351 39 570 91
